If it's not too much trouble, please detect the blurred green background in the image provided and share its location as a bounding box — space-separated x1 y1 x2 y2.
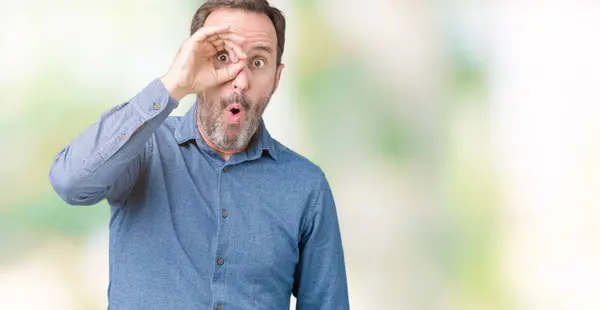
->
2 0 600 309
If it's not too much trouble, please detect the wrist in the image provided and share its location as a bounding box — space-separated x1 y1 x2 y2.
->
160 76 187 102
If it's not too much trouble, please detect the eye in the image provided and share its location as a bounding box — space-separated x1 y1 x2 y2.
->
252 59 266 68
216 52 229 62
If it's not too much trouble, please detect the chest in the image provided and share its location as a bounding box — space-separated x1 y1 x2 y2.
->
127 142 310 273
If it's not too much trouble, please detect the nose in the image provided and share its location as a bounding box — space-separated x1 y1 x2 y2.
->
232 66 249 92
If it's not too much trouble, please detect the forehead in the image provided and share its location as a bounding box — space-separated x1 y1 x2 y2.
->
204 8 277 54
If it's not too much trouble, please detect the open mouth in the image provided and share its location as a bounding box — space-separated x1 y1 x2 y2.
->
226 103 245 123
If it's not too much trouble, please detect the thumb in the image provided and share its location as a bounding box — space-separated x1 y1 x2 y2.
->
215 61 246 84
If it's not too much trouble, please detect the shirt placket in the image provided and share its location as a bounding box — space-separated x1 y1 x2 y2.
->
211 164 231 310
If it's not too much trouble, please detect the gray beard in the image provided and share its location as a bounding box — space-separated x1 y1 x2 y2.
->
201 114 259 151
197 93 269 152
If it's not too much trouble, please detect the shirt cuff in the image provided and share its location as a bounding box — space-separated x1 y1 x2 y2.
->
130 78 180 121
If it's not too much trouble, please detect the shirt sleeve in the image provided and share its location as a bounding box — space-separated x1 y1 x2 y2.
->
49 78 179 206
293 173 350 309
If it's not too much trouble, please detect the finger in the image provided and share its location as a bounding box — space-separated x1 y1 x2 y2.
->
223 43 238 63
211 39 225 52
191 25 230 42
213 39 246 63
208 38 236 62
205 34 219 42
223 40 247 60
215 61 246 84
207 33 246 49
205 34 225 42
217 33 246 45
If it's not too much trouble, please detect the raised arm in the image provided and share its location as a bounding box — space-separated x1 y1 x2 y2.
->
49 24 248 206
49 79 178 205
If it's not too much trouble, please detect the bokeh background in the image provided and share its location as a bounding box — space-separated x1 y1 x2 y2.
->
2 0 600 309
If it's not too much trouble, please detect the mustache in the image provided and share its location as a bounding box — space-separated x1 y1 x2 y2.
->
221 92 250 110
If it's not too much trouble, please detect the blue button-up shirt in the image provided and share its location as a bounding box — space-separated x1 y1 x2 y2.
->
49 78 349 310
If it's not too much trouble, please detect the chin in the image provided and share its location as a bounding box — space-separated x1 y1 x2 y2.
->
213 131 244 151
222 123 240 137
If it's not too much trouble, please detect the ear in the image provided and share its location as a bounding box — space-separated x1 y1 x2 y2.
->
272 63 285 94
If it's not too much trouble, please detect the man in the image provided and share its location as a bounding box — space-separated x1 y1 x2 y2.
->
49 0 349 309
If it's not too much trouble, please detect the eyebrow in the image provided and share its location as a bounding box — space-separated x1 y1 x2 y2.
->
249 45 274 55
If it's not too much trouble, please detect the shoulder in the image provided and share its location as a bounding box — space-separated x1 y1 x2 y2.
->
271 139 329 191
151 114 187 142
140 114 191 152
161 115 185 133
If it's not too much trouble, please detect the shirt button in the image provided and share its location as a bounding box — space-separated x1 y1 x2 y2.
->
153 103 161 110
217 258 224 265
118 133 126 140
216 305 223 310
221 210 228 218
223 166 228 172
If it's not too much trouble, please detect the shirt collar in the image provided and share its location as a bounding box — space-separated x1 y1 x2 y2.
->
174 102 279 161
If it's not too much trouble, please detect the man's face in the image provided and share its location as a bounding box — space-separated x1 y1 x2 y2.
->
197 8 283 152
